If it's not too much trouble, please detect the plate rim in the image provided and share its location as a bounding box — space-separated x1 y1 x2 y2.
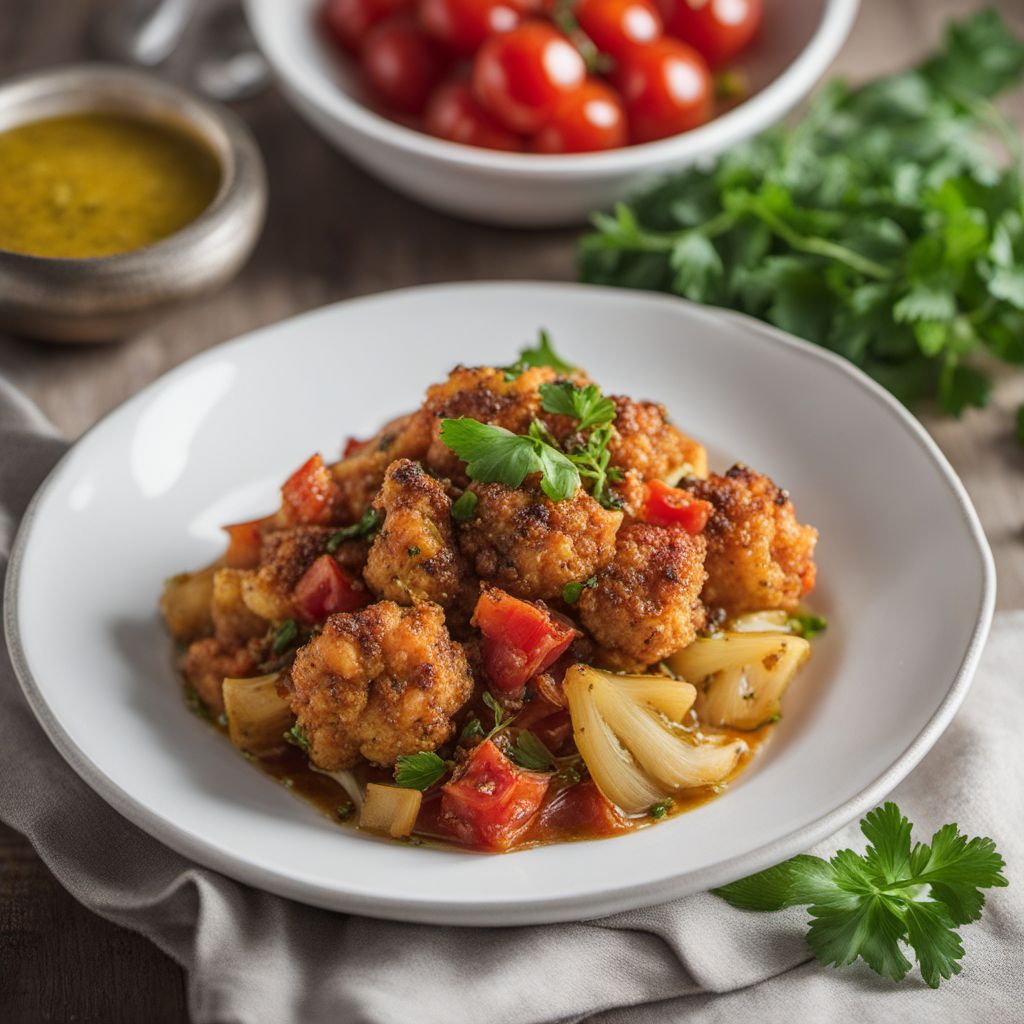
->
3 281 996 925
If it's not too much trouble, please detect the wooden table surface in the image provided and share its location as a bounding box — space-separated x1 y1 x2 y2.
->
2 1 1022 1020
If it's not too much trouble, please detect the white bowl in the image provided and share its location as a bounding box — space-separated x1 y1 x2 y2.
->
244 0 859 226
5 282 993 925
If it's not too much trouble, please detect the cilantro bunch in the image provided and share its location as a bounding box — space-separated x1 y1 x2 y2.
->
580 10 1024 421
715 802 1008 988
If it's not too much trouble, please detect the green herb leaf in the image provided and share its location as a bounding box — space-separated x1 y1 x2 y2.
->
459 717 485 745
540 382 616 433
327 508 382 551
272 618 300 656
563 575 598 604
713 801 1008 988
394 751 448 790
511 730 556 771
283 721 310 753
787 612 828 639
451 489 479 521
504 329 577 380
649 799 673 819
336 801 355 821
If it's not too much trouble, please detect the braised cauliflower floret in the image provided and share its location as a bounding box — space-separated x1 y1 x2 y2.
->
687 464 818 616
608 396 707 482
458 480 622 601
330 412 432 524
364 459 468 607
183 637 256 713
241 525 368 622
289 601 474 769
579 523 707 670
422 365 558 481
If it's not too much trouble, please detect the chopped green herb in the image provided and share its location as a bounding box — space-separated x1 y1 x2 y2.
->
482 691 516 740
326 508 382 552
579 9 1024 423
459 717 485 745
504 329 577 380
283 721 310 753
407 545 421 557
563 574 598 604
394 751 448 790
788 612 828 639
272 618 300 656
336 801 355 822
714 802 1008 989
539 381 616 433
451 489 479 521
649 799 673 819
511 730 556 771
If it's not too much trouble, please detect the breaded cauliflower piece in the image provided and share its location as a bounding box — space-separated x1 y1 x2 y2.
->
241 525 368 623
608 396 707 482
579 523 707 670
422 365 558 482
458 480 622 601
289 601 474 769
687 464 818 616
364 459 468 608
183 637 257 713
330 412 432 524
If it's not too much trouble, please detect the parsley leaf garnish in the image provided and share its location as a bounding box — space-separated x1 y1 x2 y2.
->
713 802 1008 988
511 730 555 771
649 799 673 819
326 508 382 552
451 490 478 521
579 9 1024 427
394 751 448 790
459 717 485 745
540 381 616 433
504 329 577 380
272 618 300 656
787 612 828 639
440 418 581 501
283 722 310 753
563 575 598 604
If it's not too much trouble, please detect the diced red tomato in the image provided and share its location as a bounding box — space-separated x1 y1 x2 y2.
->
282 454 340 526
662 0 761 69
440 740 551 850
293 555 370 622
643 479 713 533
343 436 370 458
222 517 266 569
474 588 577 692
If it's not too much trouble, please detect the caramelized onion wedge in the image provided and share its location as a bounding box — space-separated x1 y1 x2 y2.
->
222 672 291 754
726 610 792 633
360 783 422 838
564 665 745 816
668 632 810 730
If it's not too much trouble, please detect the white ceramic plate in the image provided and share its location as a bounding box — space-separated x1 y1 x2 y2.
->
245 0 859 225
5 283 994 925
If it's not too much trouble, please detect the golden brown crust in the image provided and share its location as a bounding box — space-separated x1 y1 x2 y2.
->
330 412 432 524
578 523 707 670
289 601 474 769
687 465 818 616
608 396 707 482
458 480 622 601
364 459 471 608
182 637 256 713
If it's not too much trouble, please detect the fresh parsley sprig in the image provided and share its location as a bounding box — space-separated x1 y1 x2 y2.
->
579 10 1024 423
504 330 578 381
714 802 1008 988
283 722 310 753
510 730 556 771
394 751 448 790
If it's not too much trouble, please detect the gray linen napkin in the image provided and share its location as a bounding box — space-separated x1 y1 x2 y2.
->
1 376 1020 1024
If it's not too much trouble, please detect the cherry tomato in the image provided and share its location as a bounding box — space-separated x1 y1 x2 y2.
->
425 80 525 150
292 555 370 623
361 16 450 114
474 587 577 692
575 0 662 60
222 517 267 569
530 78 628 152
420 0 521 55
281 454 340 525
614 37 711 143
663 0 761 68
472 21 586 134
642 479 713 532
440 740 551 850
321 0 413 54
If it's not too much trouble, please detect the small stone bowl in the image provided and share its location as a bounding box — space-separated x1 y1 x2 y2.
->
0 64 267 343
